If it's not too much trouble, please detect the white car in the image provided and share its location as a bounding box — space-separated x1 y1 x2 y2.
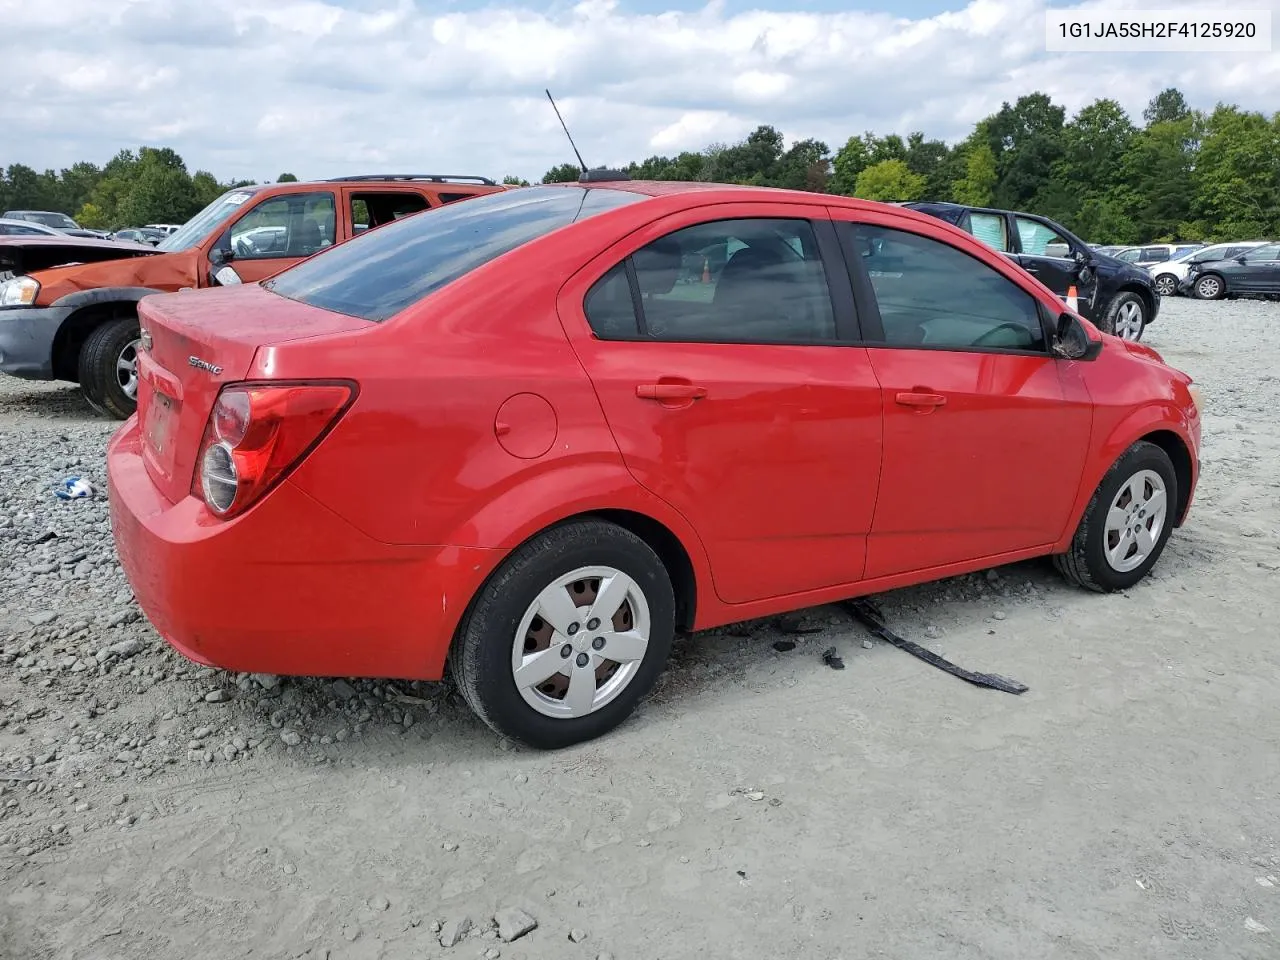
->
1112 243 1204 268
143 224 181 235
1148 241 1272 296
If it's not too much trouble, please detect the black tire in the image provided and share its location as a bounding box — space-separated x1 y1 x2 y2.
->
449 519 676 749
1054 441 1178 593
78 315 141 420
1098 291 1147 341
1193 273 1226 300
1152 273 1178 297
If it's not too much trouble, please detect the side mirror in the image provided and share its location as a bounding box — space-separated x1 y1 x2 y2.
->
208 245 233 267
211 264 242 286
1052 311 1102 361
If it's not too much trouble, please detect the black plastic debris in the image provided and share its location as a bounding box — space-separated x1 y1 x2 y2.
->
821 646 845 670
772 640 797 653
777 614 825 635
845 598 1028 695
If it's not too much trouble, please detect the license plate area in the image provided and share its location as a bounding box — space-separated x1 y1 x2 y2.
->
143 390 177 474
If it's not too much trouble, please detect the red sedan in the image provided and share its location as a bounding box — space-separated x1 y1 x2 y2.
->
107 178 1202 748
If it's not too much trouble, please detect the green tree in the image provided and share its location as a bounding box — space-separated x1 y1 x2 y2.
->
191 170 224 207
953 144 998 206
502 175 530 186
1191 105 1280 239
1115 116 1200 242
1144 88 1190 126
276 172 298 182
978 93 1066 210
831 134 873 196
854 159 926 202
75 202 108 229
541 163 581 183
1046 98 1137 229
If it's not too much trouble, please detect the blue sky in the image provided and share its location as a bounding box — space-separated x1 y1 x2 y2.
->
3 0 1277 184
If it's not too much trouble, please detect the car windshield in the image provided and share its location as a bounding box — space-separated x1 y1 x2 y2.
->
24 212 78 229
157 189 260 252
266 185 648 322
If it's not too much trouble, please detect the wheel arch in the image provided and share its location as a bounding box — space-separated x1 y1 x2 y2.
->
49 288 161 381
1116 282 1156 320
1057 407 1198 549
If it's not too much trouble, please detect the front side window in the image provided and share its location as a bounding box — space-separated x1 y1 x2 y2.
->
1015 216 1071 257
229 192 335 260
268 185 647 322
967 212 1010 252
1115 248 1142 262
1245 243 1280 262
585 218 836 344
855 224 1046 352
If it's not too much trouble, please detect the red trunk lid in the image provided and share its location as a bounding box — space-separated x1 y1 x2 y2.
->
135 284 369 504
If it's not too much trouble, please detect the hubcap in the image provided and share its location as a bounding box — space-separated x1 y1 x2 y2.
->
1114 300 1144 340
1154 276 1176 296
1103 469 1168 573
117 339 140 399
511 566 651 720
1197 277 1221 298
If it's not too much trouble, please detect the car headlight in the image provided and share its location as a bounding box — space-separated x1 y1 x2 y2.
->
1188 383 1203 412
0 276 40 307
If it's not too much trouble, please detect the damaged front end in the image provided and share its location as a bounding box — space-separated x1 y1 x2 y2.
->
0 235 158 283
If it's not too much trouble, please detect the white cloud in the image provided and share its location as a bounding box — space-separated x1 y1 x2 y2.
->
0 0 1276 183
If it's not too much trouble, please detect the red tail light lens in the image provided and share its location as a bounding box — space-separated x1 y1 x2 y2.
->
193 382 355 519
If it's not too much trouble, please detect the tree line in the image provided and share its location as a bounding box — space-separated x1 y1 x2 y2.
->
540 88 1279 245
2 88 1276 244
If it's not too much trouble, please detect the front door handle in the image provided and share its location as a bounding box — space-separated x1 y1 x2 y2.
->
895 391 947 409
636 382 708 401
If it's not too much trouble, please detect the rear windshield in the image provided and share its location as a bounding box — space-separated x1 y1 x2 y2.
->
265 186 648 322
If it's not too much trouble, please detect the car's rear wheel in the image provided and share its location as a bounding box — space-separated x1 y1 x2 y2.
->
1153 273 1178 297
449 519 676 749
79 315 141 420
1193 274 1226 300
1100 292 1147 341
1054 440 1177 593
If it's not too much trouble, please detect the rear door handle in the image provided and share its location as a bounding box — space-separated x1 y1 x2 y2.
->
895 391 947 408
636 383 708 401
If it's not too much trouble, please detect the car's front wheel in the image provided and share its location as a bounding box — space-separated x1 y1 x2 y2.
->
1153 273 1178 297
1193 274 1226 300
1100 291 1147 341
449 519 676 749
79 315 141 420
1054 440 1178 593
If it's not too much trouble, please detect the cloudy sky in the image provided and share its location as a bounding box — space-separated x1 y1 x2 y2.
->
3 0 1277 184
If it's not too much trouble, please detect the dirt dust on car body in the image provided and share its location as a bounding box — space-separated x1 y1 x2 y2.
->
0 297 1278 959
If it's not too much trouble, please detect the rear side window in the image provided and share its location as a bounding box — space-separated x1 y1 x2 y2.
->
267 187 646 322
584 219 837 344
1015 216 1070 257
967 212 1009 251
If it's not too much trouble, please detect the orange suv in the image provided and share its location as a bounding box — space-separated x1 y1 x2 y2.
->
0 174 505 418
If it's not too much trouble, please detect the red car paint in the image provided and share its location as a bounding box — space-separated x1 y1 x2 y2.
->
106 182 1201 682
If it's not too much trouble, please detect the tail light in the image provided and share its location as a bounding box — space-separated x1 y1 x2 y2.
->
193 381 356 519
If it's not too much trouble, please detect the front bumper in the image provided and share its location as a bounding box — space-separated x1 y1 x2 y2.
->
106 419 505 681
0 304 71 379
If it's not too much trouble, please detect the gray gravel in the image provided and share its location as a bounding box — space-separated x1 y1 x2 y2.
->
1 296 1278 959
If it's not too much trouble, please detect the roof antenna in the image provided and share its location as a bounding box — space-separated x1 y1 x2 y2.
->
544 89 630 184
545 89 587 174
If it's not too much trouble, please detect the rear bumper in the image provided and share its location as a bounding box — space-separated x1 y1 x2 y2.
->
106 419 505 680
0 305 69 379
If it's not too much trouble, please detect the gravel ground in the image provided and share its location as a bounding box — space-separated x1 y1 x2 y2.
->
1 296 1278 960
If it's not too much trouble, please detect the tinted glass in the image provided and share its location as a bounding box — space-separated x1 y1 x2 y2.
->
1246 243 1280 261
267 186 647 322
623 218 836 343
856 225 1045 351
584 263 638 338
1142 247 1170 261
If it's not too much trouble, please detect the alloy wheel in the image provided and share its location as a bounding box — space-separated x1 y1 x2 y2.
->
1195 276 1223 299
1153 275 1177 296
510 566 652 720
1113 300 1145 340
117 338 140 400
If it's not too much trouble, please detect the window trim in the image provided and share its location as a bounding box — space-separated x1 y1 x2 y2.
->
582 215 859 348
835 220 1056 358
